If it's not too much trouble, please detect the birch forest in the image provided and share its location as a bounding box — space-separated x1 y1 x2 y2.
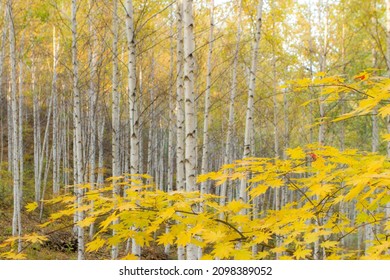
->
1 0 390 260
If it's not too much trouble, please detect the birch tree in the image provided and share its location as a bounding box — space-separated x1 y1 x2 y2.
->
7 0 21 253
182 0 197 260
111 0 120 260
71 0 85 260
219 0 242 215
200 0 214 202
52 27 60 195
176 0 185 260
125 0 141 258
239 0 263 207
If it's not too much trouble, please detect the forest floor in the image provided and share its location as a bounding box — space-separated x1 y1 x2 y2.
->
0 200 170 260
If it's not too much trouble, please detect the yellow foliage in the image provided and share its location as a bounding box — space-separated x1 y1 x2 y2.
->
25 202 38 212
9 146 390 260
86 237 106 252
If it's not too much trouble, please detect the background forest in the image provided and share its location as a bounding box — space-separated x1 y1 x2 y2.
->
1 0 390 260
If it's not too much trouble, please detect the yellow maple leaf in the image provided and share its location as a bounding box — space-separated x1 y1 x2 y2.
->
253 231 272 244
189 223 204 235
200 254 213 260
212 242 234 259
225 200 250 213
271 246 286 254
256 251 270 259
23 233 48 244
159 207 176 220
25 202 38 212
286 147 306 160
233 249 252 260
77 216 96 228
249 184 269 197
157 232 175 246
176 231 191 247
320 240 338 249
121 254 138 260
202 231 225 243
304 231 321 244
86 237 106 252
293 246 311 259
99 212 118 230
1 251 27 260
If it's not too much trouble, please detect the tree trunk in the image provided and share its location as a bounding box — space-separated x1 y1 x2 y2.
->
71 0 85 260
52 27 60 195
111 0 120 260
200 0 214 194
176 0 185 260
219 1 242 216
125 0 141 258
7 0 22 252
183 0 197 260
239 0 263 209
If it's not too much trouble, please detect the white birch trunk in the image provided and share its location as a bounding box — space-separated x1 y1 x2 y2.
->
239 0 263 208
165 14 175 254
125 0 141 258
88 0 98 239
183 0 198 260
71 0 85 260
219 1 242 215
176 0 186 260
7 0 21 252
200 0 214 200
111 0 120 259
18 36 24 214
176 0 185 194
52 27 60 195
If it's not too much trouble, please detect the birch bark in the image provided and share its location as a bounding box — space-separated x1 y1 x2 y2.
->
239 0 263 208
111 0 120 259
125 0 141 258
7 0 22 252
71 0 85 260
183 0 197 260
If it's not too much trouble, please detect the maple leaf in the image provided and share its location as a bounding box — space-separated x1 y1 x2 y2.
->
159 207 176 220
176 231 191 247
25 202 38 212
293 246 311 259
23 233 48 244
225 200 250 213
212 243 234 259
121 254 138 260
157 232 175 246
249 184 269 197
320 240 338 249
77 216 96 228
86 237 106 252
253 231 272 244
202 230 225 243
1 251 27 260
256 251 270 259
200 254 213 260
233 249 252 260
286 147 306 160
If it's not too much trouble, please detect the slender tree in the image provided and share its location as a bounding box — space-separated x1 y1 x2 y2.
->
7 0 21 253
239 0 263 209
71 0 85 260
183 0 197 260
